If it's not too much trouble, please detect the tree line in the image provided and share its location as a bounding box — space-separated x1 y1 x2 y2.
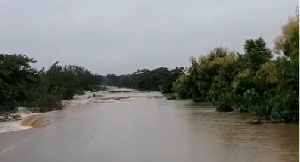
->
0 56 103 112
101 67 185 93
172 14 299 122
0 54 184 112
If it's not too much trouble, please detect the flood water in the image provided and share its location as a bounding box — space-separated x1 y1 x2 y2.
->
0 93 298 162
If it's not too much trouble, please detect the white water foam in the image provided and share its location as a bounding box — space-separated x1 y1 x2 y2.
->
0 112 43 134
0 121 32 134
0 91 162 134
68 91 162 106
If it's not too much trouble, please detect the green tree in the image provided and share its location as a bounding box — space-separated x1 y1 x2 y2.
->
0 54 38 111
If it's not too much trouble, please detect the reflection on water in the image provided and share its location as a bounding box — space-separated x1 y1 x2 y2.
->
173 100 299 162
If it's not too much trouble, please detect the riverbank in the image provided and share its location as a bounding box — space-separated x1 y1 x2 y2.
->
166 94 299 124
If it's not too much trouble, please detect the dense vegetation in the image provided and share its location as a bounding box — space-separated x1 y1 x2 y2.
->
172 14 299 122
0 55 183 112
103 67 185 93
0 56 101 112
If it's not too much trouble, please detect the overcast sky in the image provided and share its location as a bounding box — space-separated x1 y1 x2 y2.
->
0 0 298 74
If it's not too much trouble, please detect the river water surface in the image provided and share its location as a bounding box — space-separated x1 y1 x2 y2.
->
0 92 298 162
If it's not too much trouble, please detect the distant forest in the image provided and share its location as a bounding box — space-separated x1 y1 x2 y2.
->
99 67 185 92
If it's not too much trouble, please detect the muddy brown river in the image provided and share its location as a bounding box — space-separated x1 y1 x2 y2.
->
0 97 298 162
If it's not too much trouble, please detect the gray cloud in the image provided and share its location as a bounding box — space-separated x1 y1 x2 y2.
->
0 0 297 74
